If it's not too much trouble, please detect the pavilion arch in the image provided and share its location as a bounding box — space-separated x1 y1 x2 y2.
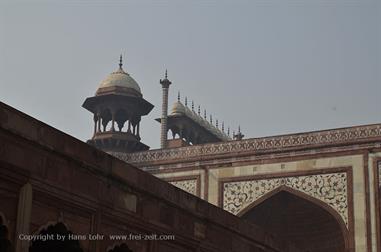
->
0 212 12 252
29 221 84 252
0 212 7 227
238 186 351 252
107 243 133 252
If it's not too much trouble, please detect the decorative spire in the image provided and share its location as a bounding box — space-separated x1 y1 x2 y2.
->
178 91 180 102
204 109 207 119
216 119 219 128
228 127 230 136
210 115 212 124
185 97 188 106
192 101 194 111
234 125 244 140
119 54 123 69
160 69 171 87
198 105 201 116
222 122 225 132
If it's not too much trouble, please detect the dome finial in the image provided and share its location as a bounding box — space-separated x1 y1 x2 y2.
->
119 54 123 69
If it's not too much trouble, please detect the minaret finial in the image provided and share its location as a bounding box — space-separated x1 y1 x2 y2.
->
119 54 123 69
165 69 168 79
178 91 180 102
233 126 244 140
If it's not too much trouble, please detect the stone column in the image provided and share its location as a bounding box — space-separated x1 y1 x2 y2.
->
97 113 101 132
111 111 115 132
159 71 172 149
127 118 131 133
93 115 97 136
15 183 33 252
136 122 140 138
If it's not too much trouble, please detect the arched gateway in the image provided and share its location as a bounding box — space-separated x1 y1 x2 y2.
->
239 187 349 252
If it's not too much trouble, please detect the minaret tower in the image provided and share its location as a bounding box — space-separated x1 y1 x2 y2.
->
82 55 154 153
159 70 172 149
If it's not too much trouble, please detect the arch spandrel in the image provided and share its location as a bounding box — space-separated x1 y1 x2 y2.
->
222 171 349 227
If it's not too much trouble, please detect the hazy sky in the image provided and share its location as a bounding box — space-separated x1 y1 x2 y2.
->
0 0 380 149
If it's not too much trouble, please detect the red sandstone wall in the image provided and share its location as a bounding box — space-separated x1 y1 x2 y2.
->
0 101 298 252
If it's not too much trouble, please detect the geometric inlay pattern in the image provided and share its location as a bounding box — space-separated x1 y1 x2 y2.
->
169 179 198 196
223 172 348 227
112 124 381 163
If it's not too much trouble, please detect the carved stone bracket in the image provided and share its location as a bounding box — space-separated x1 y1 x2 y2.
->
222 172 348 227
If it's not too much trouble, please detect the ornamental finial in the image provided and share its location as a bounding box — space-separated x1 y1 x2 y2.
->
178 91 180 102
165 69 168 79
119 54 123 69
185 97 188 106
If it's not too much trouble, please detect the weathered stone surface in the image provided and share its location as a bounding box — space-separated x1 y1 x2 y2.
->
0 101 292 252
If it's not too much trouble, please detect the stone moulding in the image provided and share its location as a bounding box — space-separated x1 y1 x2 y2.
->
111 124 381 164
379 162 381 187
222 172 349 228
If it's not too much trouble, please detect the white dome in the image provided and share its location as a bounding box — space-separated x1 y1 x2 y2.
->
170 101 186 115
98 68 141 93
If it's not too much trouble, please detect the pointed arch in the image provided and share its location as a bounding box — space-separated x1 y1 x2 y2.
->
0 212 12 252
29 222 83 252
107 243 133 252
238 186 350 252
